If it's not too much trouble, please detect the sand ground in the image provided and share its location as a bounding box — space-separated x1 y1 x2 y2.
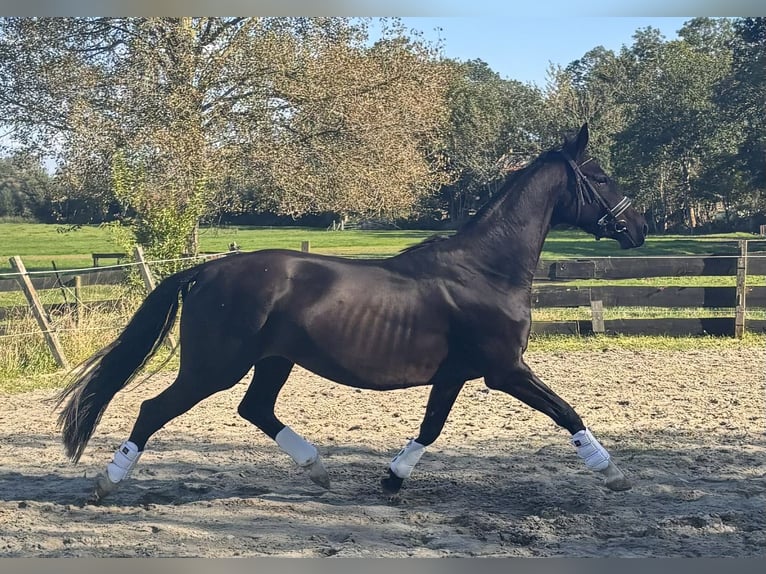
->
0 347 763 557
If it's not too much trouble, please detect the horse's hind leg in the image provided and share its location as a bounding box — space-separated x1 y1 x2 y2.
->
382 380 465 494
237 356 330 489
92 350 253 502
485 361 631 491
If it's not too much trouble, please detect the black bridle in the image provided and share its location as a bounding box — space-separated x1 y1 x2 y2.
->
560 151 636 245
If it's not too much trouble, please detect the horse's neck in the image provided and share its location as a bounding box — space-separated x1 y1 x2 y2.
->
456 164 562 286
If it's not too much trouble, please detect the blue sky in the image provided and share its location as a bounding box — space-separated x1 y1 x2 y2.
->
392 17 692 87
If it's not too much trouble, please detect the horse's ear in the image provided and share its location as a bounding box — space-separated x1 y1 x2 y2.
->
563 123 589 160
576 123 589 156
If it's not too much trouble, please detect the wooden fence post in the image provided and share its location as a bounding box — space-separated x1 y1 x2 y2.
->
301 241 310 253
590 299 605 335
73 275 82 328
133 246 178 349
735 240 748 339
8 256 70 370
134 245 157 292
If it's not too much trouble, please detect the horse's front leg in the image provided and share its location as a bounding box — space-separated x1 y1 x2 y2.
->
484 361 631 492
381 380 465 493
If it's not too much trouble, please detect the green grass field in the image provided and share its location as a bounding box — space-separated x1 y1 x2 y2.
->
0 222 761 274
0 222 763 391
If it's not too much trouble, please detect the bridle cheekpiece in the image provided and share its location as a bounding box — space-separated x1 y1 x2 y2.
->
560 150 634 242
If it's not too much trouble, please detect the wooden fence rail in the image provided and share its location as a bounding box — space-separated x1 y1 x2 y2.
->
0 299 122 322
532 285 766 308
531 318 766 337
0 268 126 292
532 241 761 337
533 253 766 280
14 254 762 290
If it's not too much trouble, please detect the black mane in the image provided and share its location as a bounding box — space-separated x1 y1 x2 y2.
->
399 233 452 254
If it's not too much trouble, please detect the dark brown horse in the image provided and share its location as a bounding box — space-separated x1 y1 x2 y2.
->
57 124 647 501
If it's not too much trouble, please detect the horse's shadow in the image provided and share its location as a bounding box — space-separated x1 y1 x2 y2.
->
4 433 759 517
0 439 598 517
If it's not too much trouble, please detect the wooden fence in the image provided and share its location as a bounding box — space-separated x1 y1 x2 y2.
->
0 247 229 367
1 241 763 367
529 240 762 337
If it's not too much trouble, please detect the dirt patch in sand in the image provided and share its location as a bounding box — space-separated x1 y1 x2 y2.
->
0 347 763 557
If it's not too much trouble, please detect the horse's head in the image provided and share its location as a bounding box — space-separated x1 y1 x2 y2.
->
555 124 647 249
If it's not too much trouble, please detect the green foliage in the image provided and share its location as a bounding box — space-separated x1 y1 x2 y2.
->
605 20 762 233
0 156 53 220
717 18 766 190
110 150 207 277
437 59 545 222
0 17 451 233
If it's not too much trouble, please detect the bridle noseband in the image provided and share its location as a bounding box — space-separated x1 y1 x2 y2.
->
560 151 635 243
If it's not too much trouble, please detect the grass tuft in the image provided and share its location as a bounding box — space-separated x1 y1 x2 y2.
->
528 332 765 353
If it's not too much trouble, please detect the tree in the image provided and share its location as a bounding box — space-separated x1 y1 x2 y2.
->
0 17 451 257
259 24 452 222
0 154 53 220
554 46 629 169
436 59 545 223
678 16 734 55
716 18 766 199
612 24 734 232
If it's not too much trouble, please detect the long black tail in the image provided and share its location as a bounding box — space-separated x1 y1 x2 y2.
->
56 263 204 463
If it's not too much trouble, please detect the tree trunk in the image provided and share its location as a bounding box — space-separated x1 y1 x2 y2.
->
658 166 669 232
185 221 200 256
681 157 697 231
688 204 698 231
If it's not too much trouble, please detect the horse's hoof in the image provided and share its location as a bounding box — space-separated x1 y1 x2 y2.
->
91 473 119 502
605 476 632 491
306 457 331 489
380 469 404 494
601 461 632 491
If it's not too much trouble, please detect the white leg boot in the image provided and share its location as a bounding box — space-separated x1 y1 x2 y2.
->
275 426 330 489
571 428 631 491
93 440 142 501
